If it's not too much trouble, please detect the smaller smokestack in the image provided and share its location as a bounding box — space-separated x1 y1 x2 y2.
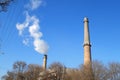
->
43 54 47 70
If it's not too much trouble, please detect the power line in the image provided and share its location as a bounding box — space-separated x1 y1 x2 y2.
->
0 1 25 53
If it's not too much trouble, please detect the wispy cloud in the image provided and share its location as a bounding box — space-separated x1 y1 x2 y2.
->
23 38 29 46
16 12 48 54
25 0 43 10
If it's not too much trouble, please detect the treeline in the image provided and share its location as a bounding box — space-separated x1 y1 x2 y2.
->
2 60 120 80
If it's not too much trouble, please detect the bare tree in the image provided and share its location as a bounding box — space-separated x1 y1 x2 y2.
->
0 0 14 12
65 68 80 80
78 61 109 80
25 64 43 80
78 61 120 80
13 61 27 73
48 62 66 80
2 61 27 80
2 61 43 80
78 64 94 80
13 61 27 80
108 62 120 80
92 60 108 80
1 71 15 80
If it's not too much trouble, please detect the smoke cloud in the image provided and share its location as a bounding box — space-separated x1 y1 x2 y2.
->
25 0 43 10
16 12 30 35
16 12 48 54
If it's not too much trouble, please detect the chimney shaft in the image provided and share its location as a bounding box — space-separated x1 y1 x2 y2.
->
43 54 47 70
83 17 92 66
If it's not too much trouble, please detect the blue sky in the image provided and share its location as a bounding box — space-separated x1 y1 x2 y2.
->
0 0 120 78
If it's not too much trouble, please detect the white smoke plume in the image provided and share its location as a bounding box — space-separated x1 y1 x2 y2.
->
16 0 48 54
16 12 30 35
25 0 43 10
23 38 29 46
16 12 48 54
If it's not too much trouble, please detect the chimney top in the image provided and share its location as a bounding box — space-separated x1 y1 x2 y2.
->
44 54 47 56
84 17 89 22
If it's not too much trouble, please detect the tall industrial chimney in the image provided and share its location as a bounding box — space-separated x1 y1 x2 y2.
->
43 54 47 70
83 17 92 66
